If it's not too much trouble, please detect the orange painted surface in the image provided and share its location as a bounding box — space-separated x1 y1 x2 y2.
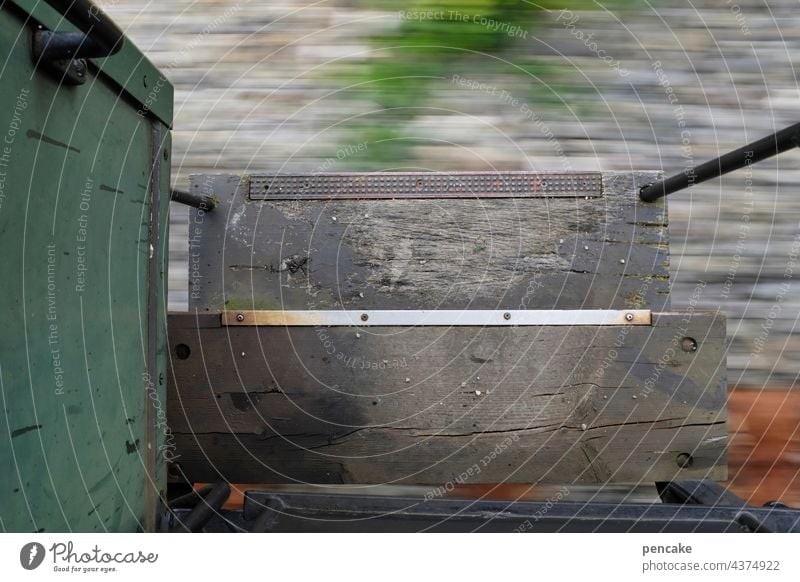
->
724 387 800 507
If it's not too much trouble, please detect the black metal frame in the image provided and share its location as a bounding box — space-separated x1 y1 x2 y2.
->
161 481 800 533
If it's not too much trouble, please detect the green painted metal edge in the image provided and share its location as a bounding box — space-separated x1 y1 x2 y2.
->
7 0 174 127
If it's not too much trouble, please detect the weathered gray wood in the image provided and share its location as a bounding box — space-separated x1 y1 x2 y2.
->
167 311 726 484
187 172 669 312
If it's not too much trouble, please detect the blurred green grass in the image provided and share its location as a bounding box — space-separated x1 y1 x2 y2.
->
333 0 623 167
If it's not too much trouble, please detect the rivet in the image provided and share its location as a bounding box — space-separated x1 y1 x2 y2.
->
676 453 693 468
236 313 245 322
681 337 698 352
360 313 369 322
503 312 511 320
625 313 634 322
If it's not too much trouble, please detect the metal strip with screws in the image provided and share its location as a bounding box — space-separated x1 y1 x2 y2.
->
222 310 651 327
247 172 603 200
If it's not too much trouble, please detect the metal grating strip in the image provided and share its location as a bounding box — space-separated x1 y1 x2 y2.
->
222 310 651 327
247 172 603 200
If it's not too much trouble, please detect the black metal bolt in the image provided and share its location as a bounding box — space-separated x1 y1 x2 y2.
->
236 313 245 322
676 453 693 468
681 337 698 352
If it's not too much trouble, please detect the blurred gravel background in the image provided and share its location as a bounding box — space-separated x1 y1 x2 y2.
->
104 0 800 390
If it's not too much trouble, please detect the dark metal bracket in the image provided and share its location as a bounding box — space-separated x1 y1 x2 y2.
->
31 0 124 85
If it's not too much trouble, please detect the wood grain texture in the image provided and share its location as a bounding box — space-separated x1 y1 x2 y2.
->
187 171 669 313
167 311 727 485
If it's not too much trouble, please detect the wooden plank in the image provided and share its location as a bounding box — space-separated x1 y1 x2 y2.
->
167 311 727 485
187 171 669 312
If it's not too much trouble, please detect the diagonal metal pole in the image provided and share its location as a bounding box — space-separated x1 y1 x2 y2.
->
639 122 800 202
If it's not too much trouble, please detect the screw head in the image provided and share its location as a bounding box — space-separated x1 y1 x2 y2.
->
236 313 245 322
625 313 634 322
681 337 698 352
360 313 369 322
503 312 511 320
676 453 693 468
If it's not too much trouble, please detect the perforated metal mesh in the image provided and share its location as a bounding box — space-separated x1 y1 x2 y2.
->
247 172 603 200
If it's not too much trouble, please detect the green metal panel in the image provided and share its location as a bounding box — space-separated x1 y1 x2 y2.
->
0 3 172 532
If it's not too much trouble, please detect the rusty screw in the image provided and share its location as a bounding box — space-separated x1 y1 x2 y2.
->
236 313 245 322
360 313 369 322
503 312 511 320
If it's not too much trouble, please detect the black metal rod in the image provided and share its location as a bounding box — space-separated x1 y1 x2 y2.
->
170 190 217 211
167 485 214 509
170 483 231 533
640 122 800 202
37 0 124 59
